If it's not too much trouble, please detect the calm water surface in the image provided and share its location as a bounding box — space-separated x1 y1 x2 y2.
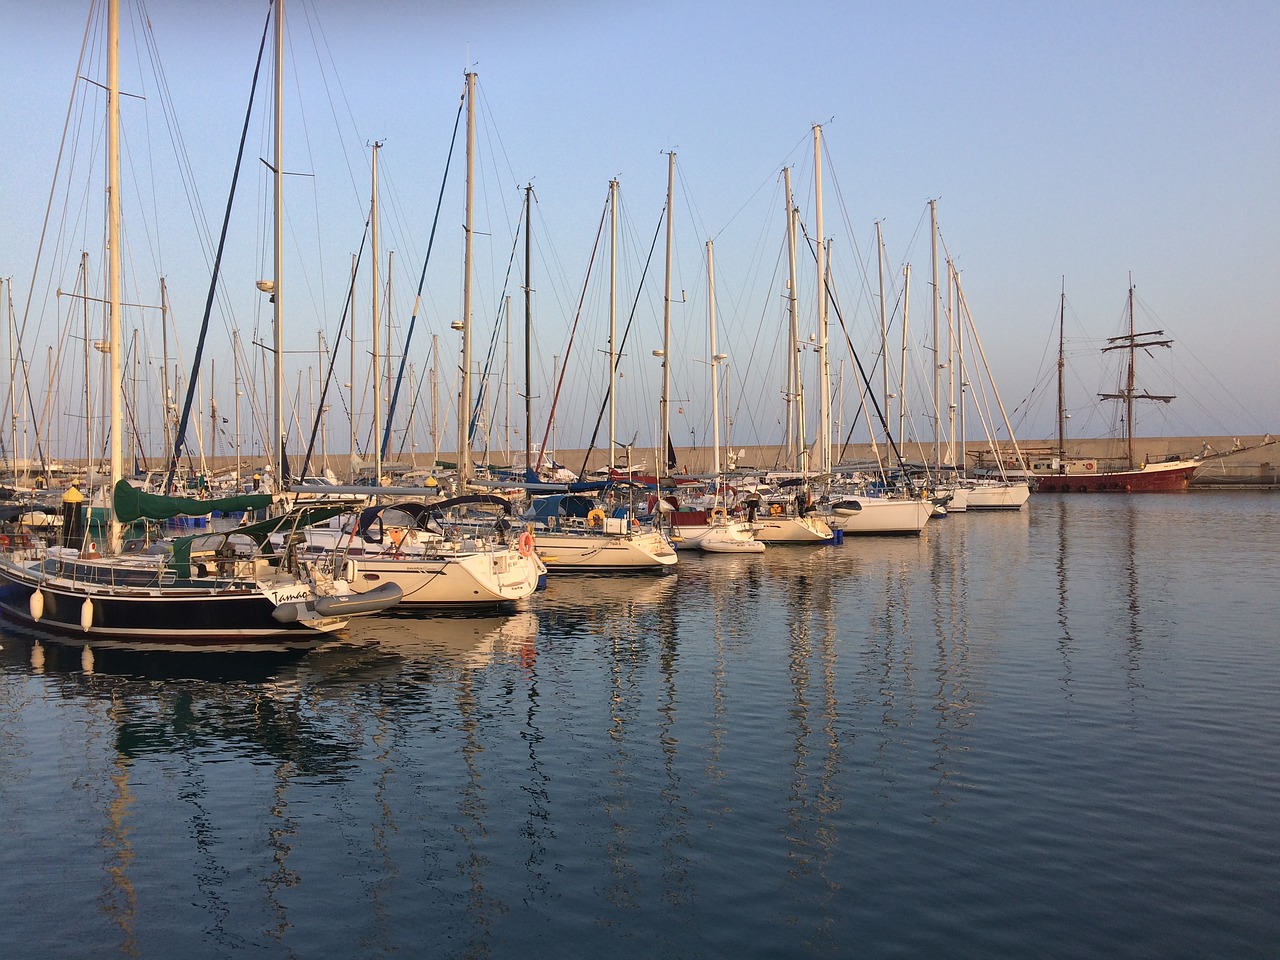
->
1 493 1277 958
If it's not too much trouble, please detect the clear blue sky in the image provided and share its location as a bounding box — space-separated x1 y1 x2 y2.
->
2 0 1276 467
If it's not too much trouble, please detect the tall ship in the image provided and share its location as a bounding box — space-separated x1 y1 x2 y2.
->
1023 280 1200 493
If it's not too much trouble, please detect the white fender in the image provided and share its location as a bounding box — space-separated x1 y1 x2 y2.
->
29 589 44 622
80 596 93 632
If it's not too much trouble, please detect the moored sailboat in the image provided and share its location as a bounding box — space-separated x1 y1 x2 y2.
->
0 0 402 645
1031 280 1200 493
524 494 677 571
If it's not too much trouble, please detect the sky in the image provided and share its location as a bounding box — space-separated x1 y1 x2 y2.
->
1 0 1277 470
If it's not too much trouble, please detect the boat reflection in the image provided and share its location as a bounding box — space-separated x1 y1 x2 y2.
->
341 610 540 671
0 620 312 681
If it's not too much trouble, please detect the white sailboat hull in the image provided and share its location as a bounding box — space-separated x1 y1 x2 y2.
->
825 496 932 535
534 528 677 571
750 514 834 544
963 480 1031 510
672 519 765 553
337 548 541 606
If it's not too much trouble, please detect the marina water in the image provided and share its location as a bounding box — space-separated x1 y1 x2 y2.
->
1 493 1276 958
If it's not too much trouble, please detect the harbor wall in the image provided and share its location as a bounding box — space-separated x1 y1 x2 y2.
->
105 434 1279 486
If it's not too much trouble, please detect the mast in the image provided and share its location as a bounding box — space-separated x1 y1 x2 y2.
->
660 151 675 481
348 252 357 480
271 0 285 484
370 140 382 486
1125 280 1136 467
608 178 618 469
783 166 803 471
930 198 941 469
106 0 123 548
82 253 92 488
430 333 439 468
523 183 533 478
706 239 724 478
458 71 476 486
6 279 16 478
899 263 910 445
318 331 328 470
208 358 216 476
385 250 393 462
1098 278 1174 470
1056 278 1066 459
503 294 511 464
956 266 967 473
813 124 831 474
876 220 889 425
946 257 957 466
160 278 172 463
233 329 242 485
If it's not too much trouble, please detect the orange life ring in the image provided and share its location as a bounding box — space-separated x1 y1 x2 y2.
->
1084 462 1095 471
587 508 606 528
710 506 728 523
518 530 535 558
768 503 783 517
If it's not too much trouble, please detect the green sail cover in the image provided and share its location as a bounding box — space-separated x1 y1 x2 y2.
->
113 479 273 523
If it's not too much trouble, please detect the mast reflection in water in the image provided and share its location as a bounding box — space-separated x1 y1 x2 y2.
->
1 494 1278 959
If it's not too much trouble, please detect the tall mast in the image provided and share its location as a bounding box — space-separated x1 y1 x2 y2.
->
503 295 510 463
160 278 172 463
271 0 285 483
6 279 16 478
813 124 831 473
608 178 618 469
347 253 357 480
946 257 957 466
233 329 242 484
783 166 802 471
370 140 382 485
458 71 476 486
1125 279 1136 466
430 333 439 468
876 220 889 423
1096 280 1172 470
660 151 675 480
930 198 941 469
706 239 723 478
899 263 910 445
106 0 123 547
385 250 393 460
208 357 216 475
82 254 92 487
523 183 533 477
1056 278 1066 458
956 267 967 473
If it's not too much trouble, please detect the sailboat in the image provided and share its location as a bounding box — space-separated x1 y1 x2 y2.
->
800 125 932 535
654 158 762 554
517 180 677 571
745 167 833 547
1030 280 1200 493
283 110 544 605
0 0 401 645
